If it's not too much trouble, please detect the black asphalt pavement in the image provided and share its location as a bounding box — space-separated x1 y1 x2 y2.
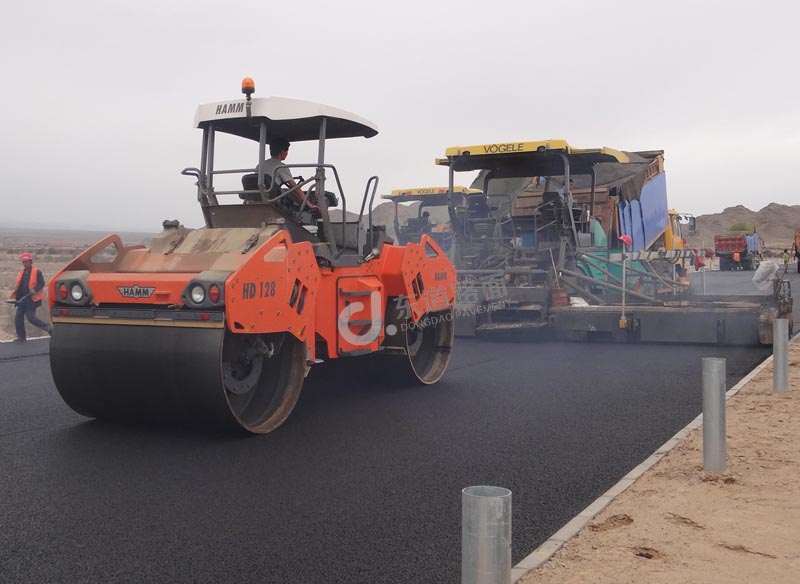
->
0 336 769 584
689 267 799 323
689 264 799 296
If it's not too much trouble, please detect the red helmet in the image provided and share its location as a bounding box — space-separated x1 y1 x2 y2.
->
20 252 33 261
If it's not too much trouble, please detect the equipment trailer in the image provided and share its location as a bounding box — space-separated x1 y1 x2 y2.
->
48 79 457 433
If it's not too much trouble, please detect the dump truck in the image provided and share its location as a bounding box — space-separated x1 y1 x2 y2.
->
435 139 790 344
48 79 457 433
715 233 763 271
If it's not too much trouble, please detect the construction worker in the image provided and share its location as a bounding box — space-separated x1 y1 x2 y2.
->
782 249 790 269
8 252 52 341
421 211 433 233
732 250 741 271
259 139 295 196
794 243 800 273
258 138 320 215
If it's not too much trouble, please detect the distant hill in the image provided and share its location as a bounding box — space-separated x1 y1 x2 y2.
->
685 203 800 250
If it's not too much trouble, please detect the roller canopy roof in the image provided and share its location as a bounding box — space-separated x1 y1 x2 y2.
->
436 139 629 176
194 96 379 142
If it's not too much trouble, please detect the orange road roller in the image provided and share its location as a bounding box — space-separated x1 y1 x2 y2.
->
49 79 457 433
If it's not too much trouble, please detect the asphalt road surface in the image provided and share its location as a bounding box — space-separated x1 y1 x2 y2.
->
0 333 770 584
689 266 799 323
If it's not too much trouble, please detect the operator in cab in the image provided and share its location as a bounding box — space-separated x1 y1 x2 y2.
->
258 139 320 214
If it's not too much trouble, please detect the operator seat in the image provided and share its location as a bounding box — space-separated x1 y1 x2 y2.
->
240 173 273 202
406 217 432 233
466 196 496 240
241 173 308 216
467 197 491 219
539 191 565 219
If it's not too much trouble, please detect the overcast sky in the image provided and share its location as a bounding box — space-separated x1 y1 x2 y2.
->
2 0 798 231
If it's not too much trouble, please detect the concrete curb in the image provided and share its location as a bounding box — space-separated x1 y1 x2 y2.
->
511 336 793 583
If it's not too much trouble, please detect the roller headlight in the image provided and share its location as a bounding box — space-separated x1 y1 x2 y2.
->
190 285 206 304
70 284 84 302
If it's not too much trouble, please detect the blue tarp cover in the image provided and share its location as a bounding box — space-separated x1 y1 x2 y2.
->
619 172 669 251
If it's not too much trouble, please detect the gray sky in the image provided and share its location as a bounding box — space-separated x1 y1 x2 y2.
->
2 0 798 231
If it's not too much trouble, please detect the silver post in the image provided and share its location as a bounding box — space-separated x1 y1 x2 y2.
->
462 486 511 584
773 318 789 393
702 358 727 472
700 240 706 295
619 243 627 328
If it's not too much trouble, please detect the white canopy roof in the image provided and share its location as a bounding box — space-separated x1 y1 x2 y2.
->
193 96 379 142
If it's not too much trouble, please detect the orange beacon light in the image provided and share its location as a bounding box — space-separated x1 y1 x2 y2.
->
241 77 255 96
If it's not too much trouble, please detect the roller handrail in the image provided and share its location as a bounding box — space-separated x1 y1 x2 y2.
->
359 176 380 251
201 163 351 247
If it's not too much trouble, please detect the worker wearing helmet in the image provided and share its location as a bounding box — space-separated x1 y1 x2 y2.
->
8 252 52 341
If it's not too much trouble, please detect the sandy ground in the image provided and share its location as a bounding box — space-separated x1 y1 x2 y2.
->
519 339 800 584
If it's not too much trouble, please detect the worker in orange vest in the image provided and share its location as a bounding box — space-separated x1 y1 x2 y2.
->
732 250 741 271
8 252 52 341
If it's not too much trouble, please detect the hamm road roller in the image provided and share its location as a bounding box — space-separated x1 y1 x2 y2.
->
49 79 457 433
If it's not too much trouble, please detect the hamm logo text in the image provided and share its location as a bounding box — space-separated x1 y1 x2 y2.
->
118 285 156 299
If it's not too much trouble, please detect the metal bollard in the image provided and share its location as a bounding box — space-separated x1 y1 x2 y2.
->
773 318 788 394
462 486 511 584
702 358 727 472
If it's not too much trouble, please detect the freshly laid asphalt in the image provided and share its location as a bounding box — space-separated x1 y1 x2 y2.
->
0 335 769 584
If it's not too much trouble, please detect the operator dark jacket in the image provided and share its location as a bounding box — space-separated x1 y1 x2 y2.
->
13 266 45 308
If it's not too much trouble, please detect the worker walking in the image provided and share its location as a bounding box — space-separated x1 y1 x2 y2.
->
732 250 741 271
8 252 52 341
782 249 791 270
794 243 800 273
